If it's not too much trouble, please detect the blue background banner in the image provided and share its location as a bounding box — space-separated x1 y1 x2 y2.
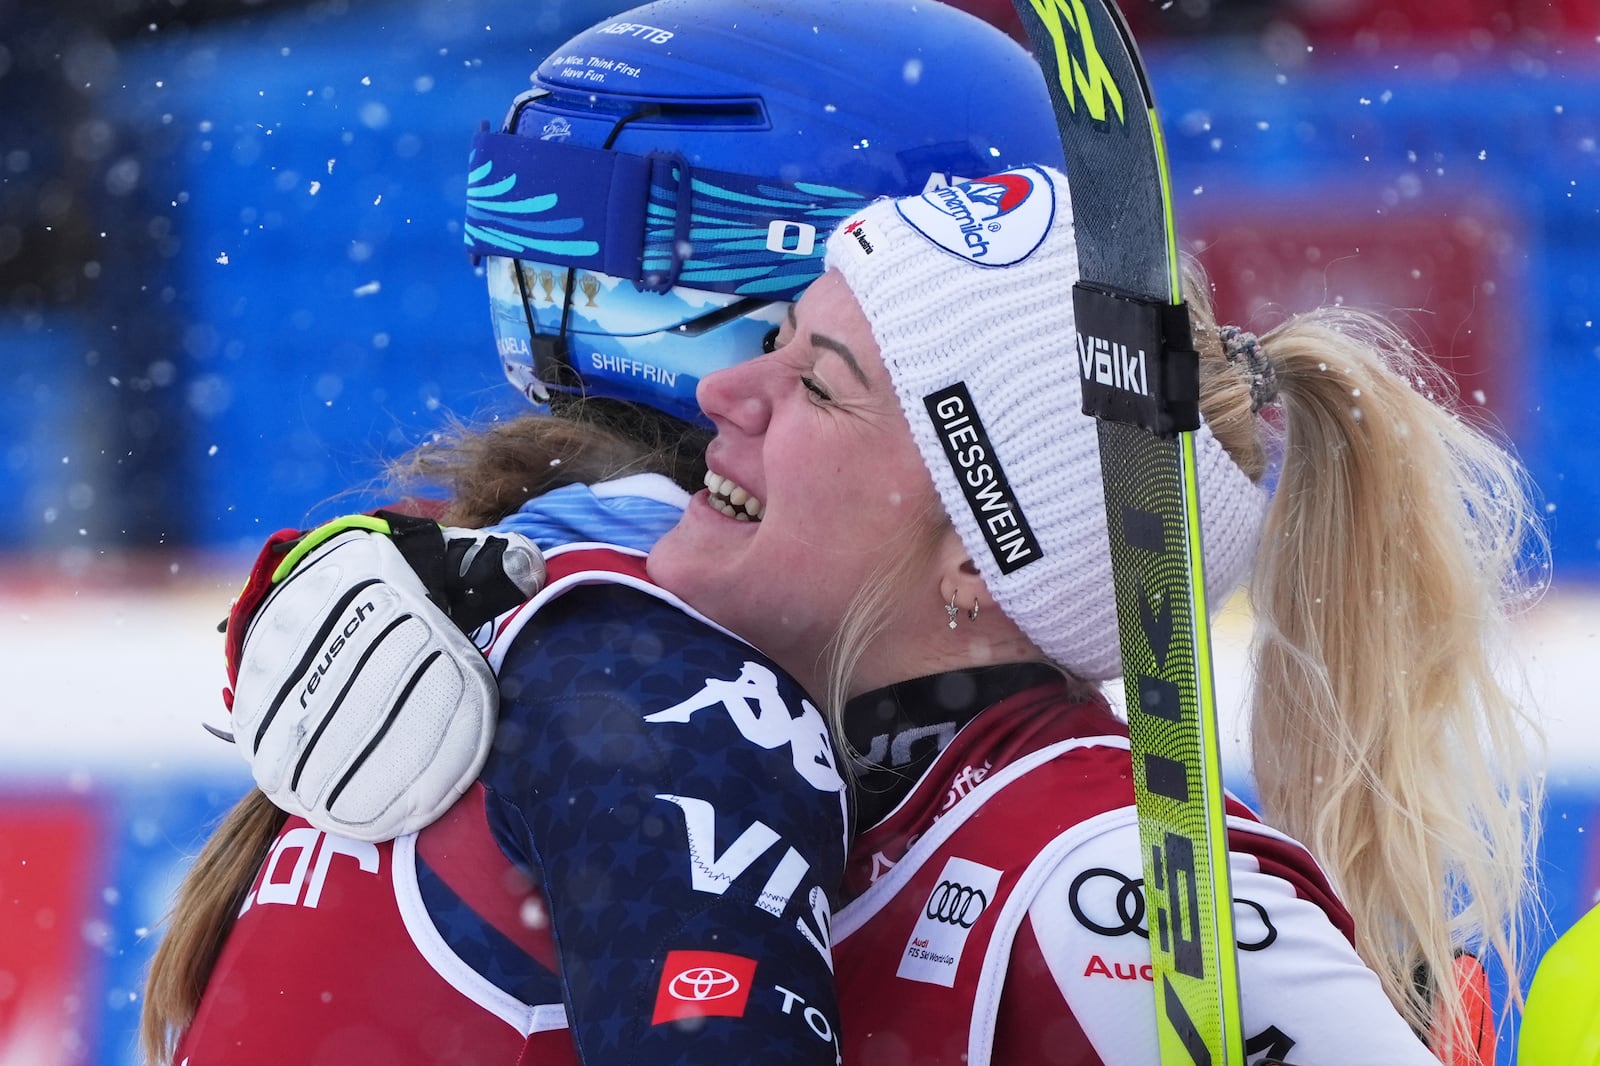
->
1 1 1596 1063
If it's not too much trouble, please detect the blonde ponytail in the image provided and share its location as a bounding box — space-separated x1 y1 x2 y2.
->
1189 275 1545 1051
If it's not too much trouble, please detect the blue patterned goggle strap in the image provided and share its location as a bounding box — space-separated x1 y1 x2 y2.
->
464 131 874 302
465 133 651 280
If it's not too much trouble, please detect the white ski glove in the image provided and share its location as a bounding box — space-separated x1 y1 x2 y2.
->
222 511 543 841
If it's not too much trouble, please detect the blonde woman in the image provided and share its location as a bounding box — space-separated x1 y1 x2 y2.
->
646 165 1542 1063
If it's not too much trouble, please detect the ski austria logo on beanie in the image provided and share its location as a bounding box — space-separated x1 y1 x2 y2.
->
894 165 1055 267
841 218 878 257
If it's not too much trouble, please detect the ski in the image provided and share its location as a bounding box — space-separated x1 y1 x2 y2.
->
1007 1 1244 1063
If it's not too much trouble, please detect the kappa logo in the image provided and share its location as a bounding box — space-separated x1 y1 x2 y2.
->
651 950 757 1024
896 165 1055 267
645 661 844 793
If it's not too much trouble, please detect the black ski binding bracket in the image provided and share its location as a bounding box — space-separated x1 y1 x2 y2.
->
1073 281 1199 438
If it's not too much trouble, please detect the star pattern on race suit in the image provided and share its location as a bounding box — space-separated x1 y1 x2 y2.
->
480 583 845 1065
415 855 563 1006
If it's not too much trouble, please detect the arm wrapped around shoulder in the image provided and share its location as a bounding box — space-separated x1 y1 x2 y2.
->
224 512 544 841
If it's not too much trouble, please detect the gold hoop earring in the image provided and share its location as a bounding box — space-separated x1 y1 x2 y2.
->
969 600 980 622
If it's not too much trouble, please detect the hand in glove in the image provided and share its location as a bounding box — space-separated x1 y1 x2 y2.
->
222 510 543 841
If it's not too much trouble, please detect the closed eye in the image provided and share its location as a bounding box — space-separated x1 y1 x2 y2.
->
801 376 832 402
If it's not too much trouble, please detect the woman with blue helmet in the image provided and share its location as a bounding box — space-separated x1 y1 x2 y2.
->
470 0 1064 425
142 2 1064 1064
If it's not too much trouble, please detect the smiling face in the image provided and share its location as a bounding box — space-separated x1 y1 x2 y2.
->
646 269 952 696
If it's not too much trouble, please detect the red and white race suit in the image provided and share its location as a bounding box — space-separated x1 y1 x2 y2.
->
831 677 1439 1066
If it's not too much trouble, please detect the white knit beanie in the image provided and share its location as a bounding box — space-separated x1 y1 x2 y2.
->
824 164 1269 680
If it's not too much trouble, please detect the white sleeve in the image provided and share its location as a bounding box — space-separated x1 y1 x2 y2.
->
1023 813 1438 1066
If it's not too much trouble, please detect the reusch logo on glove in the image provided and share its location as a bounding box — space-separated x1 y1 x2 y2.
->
896 165 1055 267
299 590 380 708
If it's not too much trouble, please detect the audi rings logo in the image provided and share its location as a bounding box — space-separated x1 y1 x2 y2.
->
1067 868 1277 951
1069 867 1147 938
667 966 741 1002
925 880 989 928
897 857 1001 987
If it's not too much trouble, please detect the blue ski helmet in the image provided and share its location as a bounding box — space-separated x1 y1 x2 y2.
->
466 0 1062 424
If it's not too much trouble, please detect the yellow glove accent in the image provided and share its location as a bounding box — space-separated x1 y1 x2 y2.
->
271 514 396 583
